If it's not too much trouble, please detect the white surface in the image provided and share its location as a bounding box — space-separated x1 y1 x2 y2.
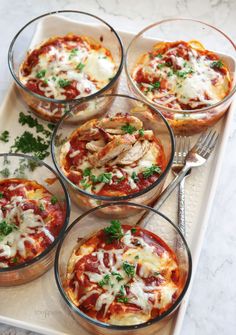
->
0 1 235 335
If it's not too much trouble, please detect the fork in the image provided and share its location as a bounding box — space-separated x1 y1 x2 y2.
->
136 129 219 226
172 136 191 236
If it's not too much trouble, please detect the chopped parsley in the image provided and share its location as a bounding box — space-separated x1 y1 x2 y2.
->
19 112 52 137
76 62 85 71
11 131 50 160
131 227 137 234
131 171 139 182
121 123 137 134
50 195 58 205
0 130 9 143
104 219 124 243
0 220 18 240
0 192 4 199
211 59 223 69
135 255 139 259
12 257 18 263
69 48 78 60
150 81 160 90
0 168 10 178
175 68 194 78
83 168 92 177
142 164 162 178
36 70 46 78
39 203 45 211
80 178 91 190
98 274 110 287
154 271 160 276
117 296 129 303
122 261 135 278
111 272 124 282
156 53 163 59
91 172 112 184
58 79 71 88
138 128 144 136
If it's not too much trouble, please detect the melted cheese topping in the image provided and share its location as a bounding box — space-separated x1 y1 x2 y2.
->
0 179 64 267
19 34 116 100
132 40 231 110
65 225 181 325
59 115 166 196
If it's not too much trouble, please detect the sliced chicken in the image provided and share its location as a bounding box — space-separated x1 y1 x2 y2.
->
76 119 100 141
86 139 106 152
110 140 151 166
89 134 136 167
97 115 143 133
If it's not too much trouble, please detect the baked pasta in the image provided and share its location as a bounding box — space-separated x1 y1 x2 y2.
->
0 178 65 268
132 40 231 110
59 115 166 197
65 221 182 325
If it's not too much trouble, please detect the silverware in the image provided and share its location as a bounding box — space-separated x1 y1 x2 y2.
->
172 136 191 236
136 129 219 226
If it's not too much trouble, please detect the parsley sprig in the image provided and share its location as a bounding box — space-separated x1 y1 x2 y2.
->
121 123 137 134
0 220 18 241
211 60 223 69
0 131 9 143
142 164 162 178
104 220 124 243
122 261 135 278
98 274 110 287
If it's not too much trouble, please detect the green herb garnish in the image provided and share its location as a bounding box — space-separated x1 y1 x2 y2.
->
138 129 144 136
0 130 9 143
39 203 44 211
0 220 18 237
131 227 137 234
0 168 10 178
117 296 129 303
91 173 112 184
142 164 162 178
211 60 223 69
135 255 139 259
83 168 92 177
51 195 58 205
121 123 137 134
111 272 124 282
122 261 135 278
36 70 46 78
19 112 51 137
150 81 160 90
156 53 163 59
69 48 78 60
58 79 71 88
131 172 139 182
11 131 50 160
80 178 91 190
98 274 110 287
104 219 124 243
0 192 4 199
176 68 194 78
76 62 85 71
12 257 18 263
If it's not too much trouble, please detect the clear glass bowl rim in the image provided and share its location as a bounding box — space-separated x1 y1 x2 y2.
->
125 17 236 114
51 93 175 201
8 10 124 104
0 152 71 273
54 201 192 331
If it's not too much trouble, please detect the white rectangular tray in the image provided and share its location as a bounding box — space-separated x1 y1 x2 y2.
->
0 23 235 335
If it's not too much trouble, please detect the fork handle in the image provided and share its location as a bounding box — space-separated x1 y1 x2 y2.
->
154 164 191 211
178 177 186 236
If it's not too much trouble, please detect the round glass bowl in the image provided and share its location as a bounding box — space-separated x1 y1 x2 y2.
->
125 18 236 135
51 94 174 217
8 10 124 123
0 153 70 286
55 202 192 335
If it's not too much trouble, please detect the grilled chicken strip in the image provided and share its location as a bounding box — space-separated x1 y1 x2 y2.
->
89 134 136 167
97 115 143 133
110 140 151 166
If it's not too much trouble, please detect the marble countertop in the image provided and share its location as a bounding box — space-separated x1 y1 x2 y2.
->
0 0 236 334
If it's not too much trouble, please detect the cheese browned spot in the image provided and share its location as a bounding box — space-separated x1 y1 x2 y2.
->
65 224 182 325
0 178 65 267
132 40 231 111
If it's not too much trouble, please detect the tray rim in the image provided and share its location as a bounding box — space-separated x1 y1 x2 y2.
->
0 26 235 335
